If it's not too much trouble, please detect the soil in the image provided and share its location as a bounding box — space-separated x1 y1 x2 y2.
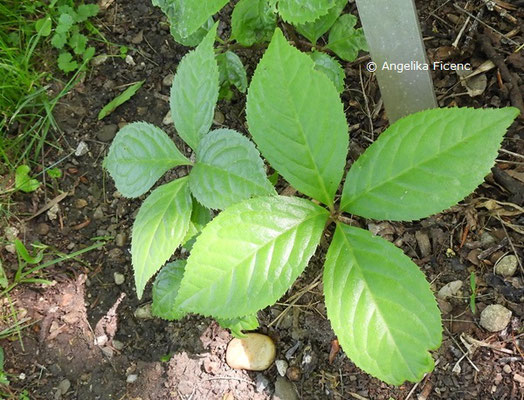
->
1 0 523 399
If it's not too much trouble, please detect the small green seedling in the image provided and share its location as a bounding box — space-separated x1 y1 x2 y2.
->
469 272 477 314
104 26 519 386
14 165 40 193
46 167 62 179
46 1 99 72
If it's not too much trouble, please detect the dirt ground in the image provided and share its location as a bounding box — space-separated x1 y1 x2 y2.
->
1 0 523 399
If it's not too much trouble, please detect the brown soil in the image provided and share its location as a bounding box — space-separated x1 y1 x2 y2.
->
1 1 523 399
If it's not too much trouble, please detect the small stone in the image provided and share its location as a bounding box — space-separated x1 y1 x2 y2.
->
162 110 173 125
495 255 518 277
286 366 301 382
113 339 124 350
255 374 269 393
131 31 143 44
93 206 104 220
134 304 153 319
437 280 463 300
58 379 71 394
97 124 118 142
115 233 127 247
275 359 288 377
162 73 174 87
480 304 512 332
47 203 60 221
5 226 19 241
273 376 298 400
226 333 276 371
126 374 138 383
213 111 225 125
125 55 135 66
75 141 89 156
36 223 50 236
503 364 512 374
74 198 88 209
437 299 453 314
514 374 524 384
415 231 431 258
480 231 496 247
114 272 125 285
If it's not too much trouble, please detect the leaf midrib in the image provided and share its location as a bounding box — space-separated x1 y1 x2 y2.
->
336 225 420 379
274 42 332 206
181 207 327 314
341 119 501 211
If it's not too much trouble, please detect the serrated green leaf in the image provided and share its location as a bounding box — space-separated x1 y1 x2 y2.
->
56 13 74 34
132 178 192 299
295 0 346 44
152 260 187 320
341 107 520 221
51 32 67 49
35 16 52 37
171 24 219 150
189 129 275 210
57 52 78 72
246 29 348 207
217 314 259 338
217 51 248 95
323 224 442 385
152 0 227 39
170 17 213 47
76 4 99 22
231 0 276 46
69 32 87 55
310 51 345 93
104 122 190 198
327 14 367 61
175 196 329 318
98 80 144 120
15 165 40 193
272 0 334 24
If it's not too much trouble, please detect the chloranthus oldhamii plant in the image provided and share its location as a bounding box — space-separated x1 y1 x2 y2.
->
103 25 519 385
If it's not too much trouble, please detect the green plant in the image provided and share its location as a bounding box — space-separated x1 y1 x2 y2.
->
469 271 477 314
47 1 98 72
151 0 366 99
104 26 519 385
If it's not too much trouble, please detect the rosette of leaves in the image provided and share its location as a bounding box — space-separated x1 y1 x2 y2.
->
104 25 519 386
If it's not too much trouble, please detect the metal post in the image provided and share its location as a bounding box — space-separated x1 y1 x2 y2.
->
355 0 437 122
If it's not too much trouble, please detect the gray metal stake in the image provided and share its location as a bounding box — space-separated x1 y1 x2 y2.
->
355 0 437 122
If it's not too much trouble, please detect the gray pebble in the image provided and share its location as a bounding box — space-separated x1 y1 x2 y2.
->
162 73 174 87
58 379 70 394
114 272 125 285
134 304 153 319
97 124 118 142
115 233 127 247
273 376 298 400
495 255 518 277
480 304 512 332
93 206 104 220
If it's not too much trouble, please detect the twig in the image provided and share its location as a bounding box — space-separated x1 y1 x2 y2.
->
478 34 524 118
453 4 520 46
